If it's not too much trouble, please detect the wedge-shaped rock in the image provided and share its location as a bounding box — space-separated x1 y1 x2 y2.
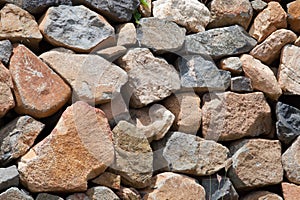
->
18 101 115 192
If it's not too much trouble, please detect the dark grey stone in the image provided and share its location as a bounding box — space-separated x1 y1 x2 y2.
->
0 40 12 64
0 187 33 200
177 55 231 92
184 25 257 59
276 102 300 145
36 193 63 200
0 166 19 191
231 76 253 92
73 0 140 22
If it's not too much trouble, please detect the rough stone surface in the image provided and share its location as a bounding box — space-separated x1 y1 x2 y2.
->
116 187 141 200
153 0 210 32
66 193 89 200
73 0 140 22
177 55 231 92
282 182 300 200
0 4 42 49
208 0 253 29
295 36 300 46
36 193 64 200
240 54 282 100
0 187 33 200
251 0 267 12
163 132 229 176
39 5 115 52
9 44 71 118
91 172 121 190
276 102 300 144
94 46 127 62
282 136 300 184
137 17 186 52
118 48 180 108
86 186 119 200
231 76 253 92
241 191 283 200
0 62 12 88
111 121 153 188
278 45 300 95
219 57 243 75
116 23 137 47
18 101 115 192
0 40 12 64
162 92 201 135
185 25 257 59
0 82 14 118
228 139 283 190
142 172 206 200
250 29 297 64
287 0 300 33
0 165 19 191
40 51 127 105
249 2 287 42
202 92 272 141
0 116 44 165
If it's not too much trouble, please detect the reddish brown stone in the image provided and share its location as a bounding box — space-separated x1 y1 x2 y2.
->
282 182 300 200
287 0 300 33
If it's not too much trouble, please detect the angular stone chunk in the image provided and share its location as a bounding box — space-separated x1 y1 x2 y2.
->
228 139 283 190
0 187 33 200
116 187 141 200
185 25 257 59
278 45 300 95
118 48 180 108
251 0 267 12
0 116 44 165
18 101 115 192
240 54 282 100
142 172 206 200
250 29 297 64
153 0 210 32
92 172 121 190
0 4 42 49
94 46 127 62
137 17 186 52
0 82 14 118
0 62 12 89
249 2 287 42
208 0 253 30
9 44 71 118
111 121 153 188
36 193 64 200
287 0 300 34
0 165 19 191
86 186 119 200
40 51 127 105
163 132 229 176
282 136 300 184
282 182 300 200
241 191 283 200
0 40 12 64
231 76 253 92
219 57 243 75
116 23 137 47
39 5 115 52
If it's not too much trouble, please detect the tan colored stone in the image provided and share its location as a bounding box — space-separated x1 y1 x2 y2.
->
18 101 115 192
288 0 300 33
250 29 297 64
116 187 141 200
116 23 137 47
282 182 300 200
86 186 119 200
0 82 14 118
228 139 283 190
0 4 42 49
142 172 206 200
241 191 283 200
92 172 121 190
162 92 201 135
278 45 300 95
240 54 282 100
94 46 127 62
249 2 287 43
202 92 272 141
9 44 71 118
219 57 243 75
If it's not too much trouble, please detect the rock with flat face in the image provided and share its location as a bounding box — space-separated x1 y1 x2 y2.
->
241 191 283 200
219 57 243 75
91 172 121 190
18 101 115 192
185 25 257 59
0 40 12 64
0 165 19 191
86 186 120 200
118 48 180 108
153 0 210 32
40 51 127 105
9 44 71 118
39 5 115 52
287 0 300 34
282 182 300 200
116 23 137 47
230 76 253 92
202 92 272 141
0 187 33 200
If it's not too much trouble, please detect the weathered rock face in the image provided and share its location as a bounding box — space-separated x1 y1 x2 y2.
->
0 187 33 200
250 29 297 64
118 48 180 108
0 4 42 49
137 17 186 52
228 139 283 190
282 182 300 200
208 0 253 30
116 23 137 47
91 172 121 190
86 186 120 200
0 62 14 117
152 0 210 32
202 92 272 141
231 76 253 92
287 0 300 34
241 191 283 200
9 44 71 118
0 165 19 191
39 5 115 52
282 136 300 184
73 0 140 22
36 193 64 200
0 40 12 64
142 172 206 200
240 54 282 100
18 101 115 192
0 116 44 165
278 45 300 95
276 102 300 145
163 132 229 176
39 51 128 105
177 55 231 92
249 2 287 42
185 25 257 59
219 57 243 75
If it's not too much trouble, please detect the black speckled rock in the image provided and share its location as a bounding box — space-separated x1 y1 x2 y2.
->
231 76 253 92
0 40 12 64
